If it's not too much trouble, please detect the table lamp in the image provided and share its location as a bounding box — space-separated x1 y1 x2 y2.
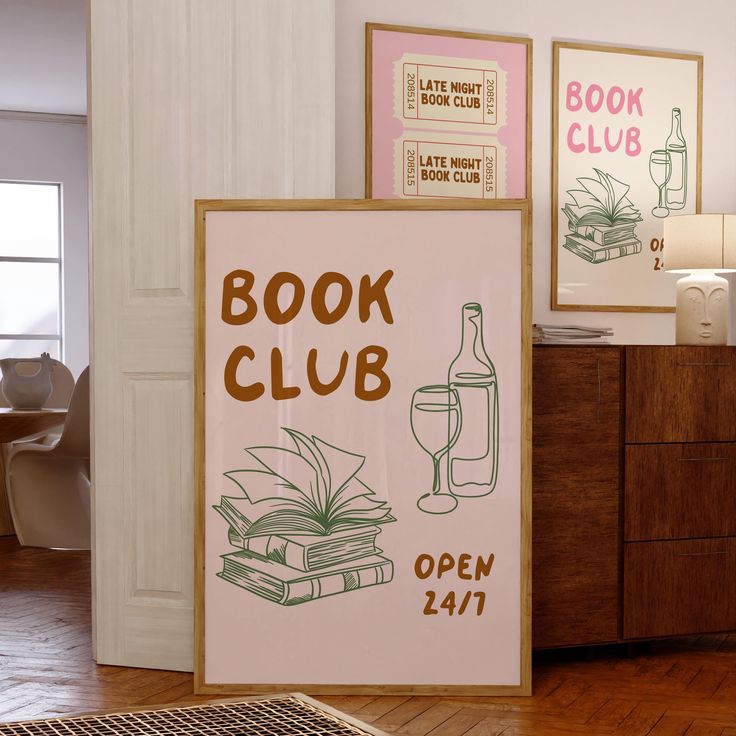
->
664 214 736 345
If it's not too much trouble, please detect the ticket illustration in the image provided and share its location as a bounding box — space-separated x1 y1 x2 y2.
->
395 136 507 199
393 53 507 133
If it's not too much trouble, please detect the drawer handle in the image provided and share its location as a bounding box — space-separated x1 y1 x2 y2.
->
676 551 728 557
678 457 727 462
677 362 730 367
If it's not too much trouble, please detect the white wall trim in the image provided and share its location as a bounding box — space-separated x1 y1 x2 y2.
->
0 109 87 124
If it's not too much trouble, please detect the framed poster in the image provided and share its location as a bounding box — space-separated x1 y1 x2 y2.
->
366 23 531 200
194 199 531 695
552 41 702 311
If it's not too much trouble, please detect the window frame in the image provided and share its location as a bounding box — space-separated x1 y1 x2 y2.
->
0 179 64 360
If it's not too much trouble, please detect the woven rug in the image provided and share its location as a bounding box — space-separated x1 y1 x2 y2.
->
0 695 388 736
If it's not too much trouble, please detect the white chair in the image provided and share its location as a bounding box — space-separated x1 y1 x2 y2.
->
6 367 90 549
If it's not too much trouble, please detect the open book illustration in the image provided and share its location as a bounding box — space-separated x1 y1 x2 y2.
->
213 427 395 605
561 169 643 264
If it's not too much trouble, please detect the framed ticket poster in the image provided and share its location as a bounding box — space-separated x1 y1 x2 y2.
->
194 199 531 695
553 41 702 311
366 23 531 200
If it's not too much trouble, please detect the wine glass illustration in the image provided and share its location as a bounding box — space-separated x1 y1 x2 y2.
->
649 149 672 218
410 385 462 514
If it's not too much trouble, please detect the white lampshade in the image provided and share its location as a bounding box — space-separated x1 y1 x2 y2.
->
664 213 736 273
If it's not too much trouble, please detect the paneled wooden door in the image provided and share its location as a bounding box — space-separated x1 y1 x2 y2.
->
88 0 335 670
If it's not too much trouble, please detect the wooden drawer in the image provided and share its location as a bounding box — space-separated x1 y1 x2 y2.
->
533 346 621 647
626 346 736 443
625 443 736 541
624 538 736 639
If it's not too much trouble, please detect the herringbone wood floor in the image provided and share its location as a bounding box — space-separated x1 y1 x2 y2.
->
3 536 736 734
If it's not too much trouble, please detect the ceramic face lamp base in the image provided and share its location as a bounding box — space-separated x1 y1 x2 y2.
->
675 271 729 345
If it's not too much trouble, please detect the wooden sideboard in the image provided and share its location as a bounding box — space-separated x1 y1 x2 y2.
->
533 345 736 648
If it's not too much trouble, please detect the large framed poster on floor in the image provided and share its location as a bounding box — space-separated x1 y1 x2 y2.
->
552 41 702 312
194 199 531 695
366 24 531 200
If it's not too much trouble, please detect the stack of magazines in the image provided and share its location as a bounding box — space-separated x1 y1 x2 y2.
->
533 324 613 345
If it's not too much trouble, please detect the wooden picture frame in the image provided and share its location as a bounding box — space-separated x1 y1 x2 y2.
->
194 199 532 696
365 23 532 200
552 41 703 312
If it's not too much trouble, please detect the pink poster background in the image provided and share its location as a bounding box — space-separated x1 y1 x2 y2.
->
203 208 523 686
370 29 529 198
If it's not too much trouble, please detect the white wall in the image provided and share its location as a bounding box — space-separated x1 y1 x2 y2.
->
335 0 736 344
0 116 89 377
0 0 86 114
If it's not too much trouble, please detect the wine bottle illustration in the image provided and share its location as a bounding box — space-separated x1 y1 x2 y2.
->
447 303 499 497
665 107 687 211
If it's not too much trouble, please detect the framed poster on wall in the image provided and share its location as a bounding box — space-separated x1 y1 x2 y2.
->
366 23 531 200
552 41 702 311
194 199 531 695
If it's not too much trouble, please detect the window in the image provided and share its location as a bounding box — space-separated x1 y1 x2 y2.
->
0 181 62 360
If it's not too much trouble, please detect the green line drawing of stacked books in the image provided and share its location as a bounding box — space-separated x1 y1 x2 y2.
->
213 427 396 606
561 169 643 264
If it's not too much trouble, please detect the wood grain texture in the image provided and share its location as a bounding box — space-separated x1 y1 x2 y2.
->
0 410 68 443
626 347 736 443
626 443 736 541
364 23 373 198
0 449 10 536
519 198 533 696
194 198 532 212
532 346 622 648
9 537 736 733
624 538 736 639
193 199 532 696
89 0 334 672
